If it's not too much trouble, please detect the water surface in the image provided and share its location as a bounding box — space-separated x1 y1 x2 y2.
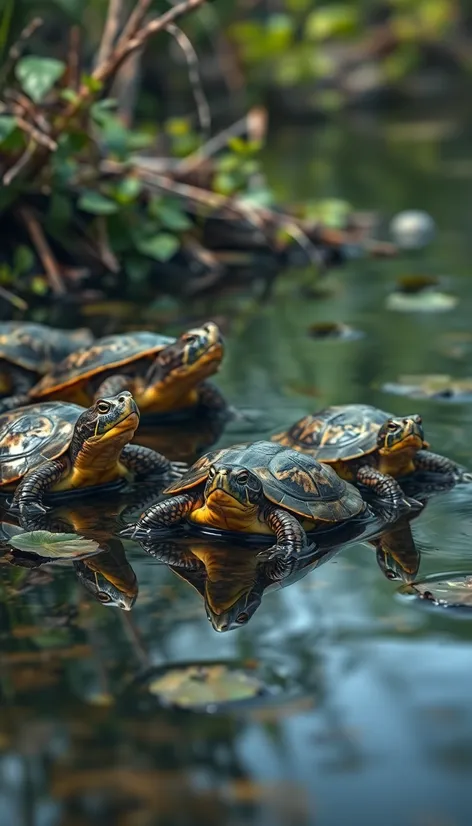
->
2 110 472 825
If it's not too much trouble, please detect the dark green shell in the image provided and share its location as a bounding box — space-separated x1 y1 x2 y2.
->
272 404 393 462
32 332 175 397
0 322 93 373
0 401 85 484
164 440 364 522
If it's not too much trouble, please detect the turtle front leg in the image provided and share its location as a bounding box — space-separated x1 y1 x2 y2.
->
197 381 228 415
12 458 67 520
262 504 313 560
120 444 187 482
94 374 133 399
121 490 203 539
414 450 472 481
356 465 417 519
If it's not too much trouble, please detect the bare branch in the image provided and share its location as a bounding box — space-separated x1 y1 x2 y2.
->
18 207 66 296
96 0 126 67
166 23 210 140
14 117 57 151
0 285 28 310
117 0 153 45
3 144 35 186
176 107 267 174
0 17 43 88
67 25 81 91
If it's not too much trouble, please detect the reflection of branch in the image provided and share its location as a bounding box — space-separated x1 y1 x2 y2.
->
18 207 66 295
166 23 210 140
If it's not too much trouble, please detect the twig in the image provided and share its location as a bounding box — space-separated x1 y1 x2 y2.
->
176 107 267 174
165 23 210 140
113 47 143 127
3 144 35 186
67 26 81 91
0 285 28 311
94 217 120 272
0 17 43 88
95 0 125 67
117 0 153 46
14 117 57 151
18 207 66 296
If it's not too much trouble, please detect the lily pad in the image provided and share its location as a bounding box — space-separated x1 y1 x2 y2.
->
147 664 265 710
308 321 364 341
9 531 100 560
385 290 457 312
381 374 472 401
400 573 472 611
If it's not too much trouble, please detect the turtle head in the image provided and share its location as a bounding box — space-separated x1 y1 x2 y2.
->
71 392 140 461
377 414 426 455
205 464 263 508
206 587 263 632
145 322 224 395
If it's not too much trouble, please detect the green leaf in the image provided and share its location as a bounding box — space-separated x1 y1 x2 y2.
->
0 115 16 142
113 176 143 205
81 73 103 94
15 57 66 103
9 530 100 559
78 191 119 215
305 5 359 40
135 232 180 262
149 197 192 230
13 245 34 275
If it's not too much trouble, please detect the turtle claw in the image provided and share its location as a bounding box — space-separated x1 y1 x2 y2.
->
168 461 188 481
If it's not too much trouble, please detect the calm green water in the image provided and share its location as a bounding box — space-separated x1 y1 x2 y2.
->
3 111 472 825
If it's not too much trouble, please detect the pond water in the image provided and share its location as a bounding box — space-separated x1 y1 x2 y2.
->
3 109 472 825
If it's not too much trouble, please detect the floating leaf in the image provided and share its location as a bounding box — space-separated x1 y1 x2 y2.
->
15 57 66 103
400 574 472 610
9 531 100 560
135 232 180 262
148 663 265 709
308 321 364 341
380 374 472 401
78 191 119 215
385 291 457 312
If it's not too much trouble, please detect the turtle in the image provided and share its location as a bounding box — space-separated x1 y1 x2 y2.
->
271 403 468 509
0 322 93 398
0 392 184 518
122 440 368 560
0 322 226 420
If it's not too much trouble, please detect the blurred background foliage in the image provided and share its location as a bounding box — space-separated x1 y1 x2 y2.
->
2 0 471 120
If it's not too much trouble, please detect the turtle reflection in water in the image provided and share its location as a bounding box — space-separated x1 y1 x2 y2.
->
140 515 400 631
124 441 381 561
74 539 138 610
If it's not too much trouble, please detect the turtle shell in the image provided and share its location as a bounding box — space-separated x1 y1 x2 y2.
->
0 322 93 374
0 401 85 485
32 332 175 397
272 404 393 462
164 440 364 522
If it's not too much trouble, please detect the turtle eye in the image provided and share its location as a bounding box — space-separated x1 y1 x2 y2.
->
237 471 249 484
97 401 111 414
97 592 112 603
208 466 216 479
184 335 198 346
387 421 398 431
236 612 249 624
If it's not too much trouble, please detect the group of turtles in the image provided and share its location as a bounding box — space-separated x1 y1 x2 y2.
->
0 321 467 561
